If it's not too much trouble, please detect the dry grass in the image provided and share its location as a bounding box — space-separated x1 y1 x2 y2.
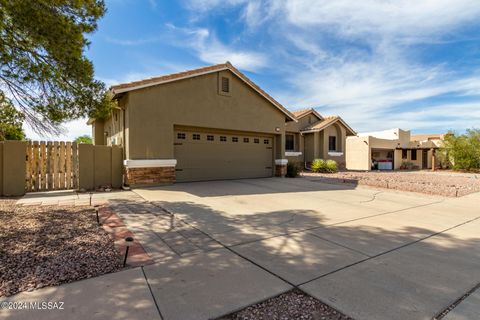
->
0 200 122 297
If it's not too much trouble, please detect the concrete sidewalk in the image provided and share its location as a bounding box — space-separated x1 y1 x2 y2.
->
0 268 160 320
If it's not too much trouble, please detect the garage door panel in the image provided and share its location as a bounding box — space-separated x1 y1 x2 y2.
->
174 130 273 182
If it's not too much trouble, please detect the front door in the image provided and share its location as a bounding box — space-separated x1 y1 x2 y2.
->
422 150 428 169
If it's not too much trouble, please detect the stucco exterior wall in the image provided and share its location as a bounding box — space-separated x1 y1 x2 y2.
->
346 136 371 171
125 70 287 160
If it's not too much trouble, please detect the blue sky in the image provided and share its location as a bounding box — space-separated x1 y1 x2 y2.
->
26 0 480 140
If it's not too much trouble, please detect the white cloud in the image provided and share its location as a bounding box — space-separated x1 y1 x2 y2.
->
282 0 480 41
168 25 268 71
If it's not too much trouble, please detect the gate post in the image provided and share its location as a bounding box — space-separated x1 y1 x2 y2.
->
2 141 27 196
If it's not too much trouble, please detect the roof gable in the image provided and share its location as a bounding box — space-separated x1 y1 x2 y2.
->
301 116 356 135
292 108 323 121
111 62 296 122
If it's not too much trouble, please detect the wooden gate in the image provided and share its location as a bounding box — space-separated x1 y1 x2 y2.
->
25 141 78 192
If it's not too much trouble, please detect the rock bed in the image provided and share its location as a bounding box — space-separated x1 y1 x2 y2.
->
303 171 480 197
218 289 352 320
0 200 122 297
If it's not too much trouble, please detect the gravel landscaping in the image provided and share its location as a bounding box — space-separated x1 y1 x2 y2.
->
218 289 352 320
0 200 122 297
303 171 480 197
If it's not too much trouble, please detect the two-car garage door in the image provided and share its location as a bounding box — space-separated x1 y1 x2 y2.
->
174 128 273 182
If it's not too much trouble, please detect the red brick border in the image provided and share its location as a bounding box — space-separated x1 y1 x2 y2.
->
99 207 154 267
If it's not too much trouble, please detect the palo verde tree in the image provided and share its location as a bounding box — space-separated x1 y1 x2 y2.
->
0 0 114 136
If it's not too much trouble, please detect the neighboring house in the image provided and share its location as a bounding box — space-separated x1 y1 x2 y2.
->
89 62 298 185
285 108 356 168
346 128 443 171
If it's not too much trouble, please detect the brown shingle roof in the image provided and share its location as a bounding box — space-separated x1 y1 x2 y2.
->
301 116 356 135
111 63 228 91
292 108 312 118
291 108 324 120
110 62 296 121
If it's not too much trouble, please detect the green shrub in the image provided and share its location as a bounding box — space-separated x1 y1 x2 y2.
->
311 159 338 173
286 162 300 178
441 129 480 171
325 160 338 173
311 159 326 173
400 161 415 170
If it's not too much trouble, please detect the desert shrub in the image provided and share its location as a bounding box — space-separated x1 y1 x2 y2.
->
400 161 415 170
325 160 338 173
311 159 337 173
286 162 300 178
441 129 480 171
311 159 326 173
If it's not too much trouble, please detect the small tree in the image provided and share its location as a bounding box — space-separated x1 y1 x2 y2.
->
0 93 25 140
75 135 92 144
441 129 480 171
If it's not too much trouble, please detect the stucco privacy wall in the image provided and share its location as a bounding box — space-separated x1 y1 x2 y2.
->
126 70 287 160
346 136 370 171
78 144 123 190
1 141 27 196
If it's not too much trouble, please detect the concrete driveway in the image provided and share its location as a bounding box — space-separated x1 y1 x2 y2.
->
133 177 480 320
3 178 479 320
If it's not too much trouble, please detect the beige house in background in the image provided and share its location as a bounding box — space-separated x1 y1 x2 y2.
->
285 109 356 168
89 62 357 185
346 128 444 171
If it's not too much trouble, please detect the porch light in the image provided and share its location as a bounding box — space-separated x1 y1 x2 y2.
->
123 237 134 267
275 127 280 132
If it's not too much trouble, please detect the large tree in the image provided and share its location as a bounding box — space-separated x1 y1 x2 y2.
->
0 0 112 135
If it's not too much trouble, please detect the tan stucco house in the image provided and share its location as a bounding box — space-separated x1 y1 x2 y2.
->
89 62 355 185
346 128 443 171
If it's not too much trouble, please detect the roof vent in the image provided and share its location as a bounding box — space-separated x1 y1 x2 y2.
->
221 77 230 93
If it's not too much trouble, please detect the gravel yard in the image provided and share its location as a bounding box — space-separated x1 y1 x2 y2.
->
303 171 480 197
218 289 352 320
0 200 122 297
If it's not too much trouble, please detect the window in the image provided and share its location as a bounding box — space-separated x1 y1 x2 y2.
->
264 139 269 144
193 134 200 140
243 137 249 143
328 136 336 151
220 136 227 142
221 77 230 93
411 149 417 160
254 138 259 144
207 135 214 141
402 149 408 159
232 137 238 142
285 134 294 151
177 133 186 140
